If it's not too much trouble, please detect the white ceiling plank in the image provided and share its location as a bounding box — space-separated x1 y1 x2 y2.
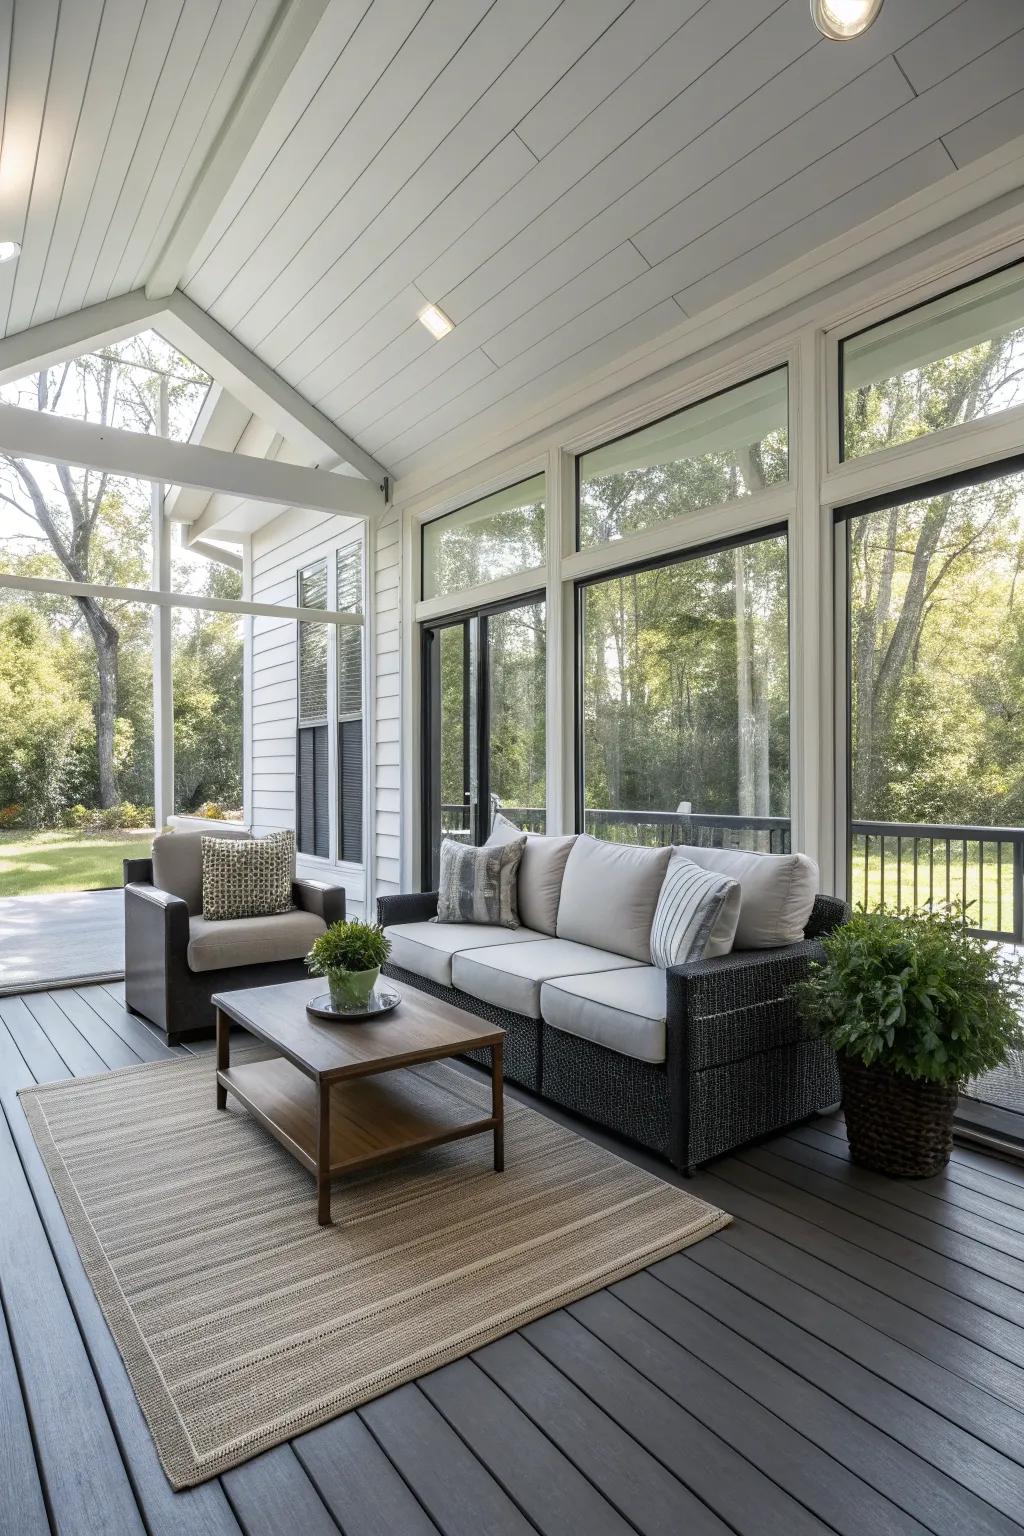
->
482 243 652 368
895 0 1024 94
57 0 187 316
0 398 382 516
195 0 450 331
0 2 59 329
0 288 161 386
251 132 537 399
144 0 331 299
159 290 389 483
944 89 1024 170
248 0 632 368
110 0 280 298
633 56 914 267
29 0 148 328
517 0 703 160
3 0 105 336
675 144 955 318
80 0 222 310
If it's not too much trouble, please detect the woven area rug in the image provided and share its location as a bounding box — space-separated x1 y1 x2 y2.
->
20 1052 729 1488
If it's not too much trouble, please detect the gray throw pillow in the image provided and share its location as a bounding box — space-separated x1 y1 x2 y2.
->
649 853 741 965
436 836 526 928
201 830 295 921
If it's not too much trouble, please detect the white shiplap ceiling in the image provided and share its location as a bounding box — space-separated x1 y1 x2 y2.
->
2 0 1024 489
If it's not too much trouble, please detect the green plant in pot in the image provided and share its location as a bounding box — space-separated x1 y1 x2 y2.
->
306 919 391 1012
796 904 1024 1178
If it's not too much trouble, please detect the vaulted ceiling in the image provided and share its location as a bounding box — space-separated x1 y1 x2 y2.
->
1 0 1023 489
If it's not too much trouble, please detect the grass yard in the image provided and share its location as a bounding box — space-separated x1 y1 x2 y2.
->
850 836 1019 935
0 828 155 897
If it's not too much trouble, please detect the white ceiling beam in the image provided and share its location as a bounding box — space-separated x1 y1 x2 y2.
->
144 0 330 303
159 291 390 486
185 536 244 572
0 399 383 517
0 290 161 386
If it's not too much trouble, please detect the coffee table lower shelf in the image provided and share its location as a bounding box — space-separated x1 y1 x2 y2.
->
218 1056 500 1223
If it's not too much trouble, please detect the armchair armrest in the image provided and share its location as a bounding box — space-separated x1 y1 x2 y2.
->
292 879 346 926
377 891 439 926
123 856 154 886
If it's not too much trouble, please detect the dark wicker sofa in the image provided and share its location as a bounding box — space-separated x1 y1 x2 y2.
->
378 889 847 1173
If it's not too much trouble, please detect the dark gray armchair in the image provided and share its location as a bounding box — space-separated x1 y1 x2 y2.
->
124 829 345 1045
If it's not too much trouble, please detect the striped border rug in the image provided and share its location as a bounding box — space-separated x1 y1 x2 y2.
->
20 1052 729 1488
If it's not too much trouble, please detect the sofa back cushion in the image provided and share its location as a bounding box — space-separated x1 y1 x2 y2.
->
487 814 576 935
556 835 671 962
650 854 741 965
681 845 818 948
151 824 255 914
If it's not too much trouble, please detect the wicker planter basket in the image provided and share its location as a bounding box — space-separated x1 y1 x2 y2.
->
839 1056 958 1178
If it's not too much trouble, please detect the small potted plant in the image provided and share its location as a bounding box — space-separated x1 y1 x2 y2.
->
306 919 391 1012
796 904 1024 1177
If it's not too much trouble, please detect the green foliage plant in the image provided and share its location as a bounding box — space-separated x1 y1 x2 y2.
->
307 920 391 977
796 904 1024 1085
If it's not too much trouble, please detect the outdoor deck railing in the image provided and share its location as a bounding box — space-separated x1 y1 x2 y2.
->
440 804 791 852
850 819 1024 943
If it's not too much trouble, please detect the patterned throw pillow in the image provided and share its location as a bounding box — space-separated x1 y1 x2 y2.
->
649 854 741 966
201 831 295 921
435 836 526 928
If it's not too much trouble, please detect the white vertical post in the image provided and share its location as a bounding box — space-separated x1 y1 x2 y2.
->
151 375 173 829
544 444 569 834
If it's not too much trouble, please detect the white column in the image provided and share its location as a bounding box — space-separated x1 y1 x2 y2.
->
151 376 174 830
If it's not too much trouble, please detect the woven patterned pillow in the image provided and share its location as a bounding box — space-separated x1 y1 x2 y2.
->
201 831 295 921
649 854 741 966
435 836 526 928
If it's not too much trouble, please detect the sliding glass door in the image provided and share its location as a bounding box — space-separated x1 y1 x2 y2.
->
422 595 545 886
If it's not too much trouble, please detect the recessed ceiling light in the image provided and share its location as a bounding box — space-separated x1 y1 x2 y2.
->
811 0 884 39
0 241 21 263
418 303 454 340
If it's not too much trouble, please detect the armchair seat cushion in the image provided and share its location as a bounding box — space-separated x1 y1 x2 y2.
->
540 967 667 1064
186 909 326 973
384 921 544 987
452 939 642 1019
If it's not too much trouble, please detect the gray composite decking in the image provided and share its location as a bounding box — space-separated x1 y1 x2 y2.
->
3 984 1024 1536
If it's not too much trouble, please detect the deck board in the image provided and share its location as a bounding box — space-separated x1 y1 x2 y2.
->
2 983 1024 1535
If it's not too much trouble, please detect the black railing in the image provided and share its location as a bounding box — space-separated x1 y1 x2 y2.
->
850 819 1024 942
441 803 790 852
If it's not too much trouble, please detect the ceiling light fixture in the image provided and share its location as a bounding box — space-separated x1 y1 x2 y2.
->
810 0 884 39
418 302 454 340
0 241 20 263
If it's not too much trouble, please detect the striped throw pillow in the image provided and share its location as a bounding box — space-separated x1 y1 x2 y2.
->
649 854 741 966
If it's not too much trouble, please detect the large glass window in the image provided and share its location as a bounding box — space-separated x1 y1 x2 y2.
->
422 475 545 600
422 596 546 885
577 368 788 549
336 543 364 864
578 532 790 850
841 262 1024 460
172 606 243 822
296 559 329 858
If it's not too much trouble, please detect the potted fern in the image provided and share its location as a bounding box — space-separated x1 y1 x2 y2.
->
796 904 1024 1177
307 919 391 1012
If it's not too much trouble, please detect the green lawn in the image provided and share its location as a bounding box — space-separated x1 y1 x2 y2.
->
0 828 155 897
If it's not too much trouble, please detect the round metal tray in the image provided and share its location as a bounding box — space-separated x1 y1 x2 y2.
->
305 986 402 1023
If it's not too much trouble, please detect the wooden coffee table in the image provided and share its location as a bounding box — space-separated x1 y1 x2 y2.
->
212 975 504 1225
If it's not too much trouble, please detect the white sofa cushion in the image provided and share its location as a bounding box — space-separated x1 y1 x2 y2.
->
650 853 741 964
555 835 671 962
541 968 667 1064
682 846 818 949
384 921 543 987
452 938 642 1019
487 814 576 935
186 909 325 973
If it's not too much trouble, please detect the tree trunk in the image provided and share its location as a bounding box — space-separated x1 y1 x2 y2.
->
77 597 120 807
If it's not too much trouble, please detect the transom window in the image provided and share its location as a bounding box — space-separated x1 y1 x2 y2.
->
421 475 545 600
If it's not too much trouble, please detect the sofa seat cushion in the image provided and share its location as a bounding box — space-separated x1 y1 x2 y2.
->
681 846 818 948
187 909 326 973
541 967 667 1064
452 939 642 1019
555 835 671 961
384 921 545 987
